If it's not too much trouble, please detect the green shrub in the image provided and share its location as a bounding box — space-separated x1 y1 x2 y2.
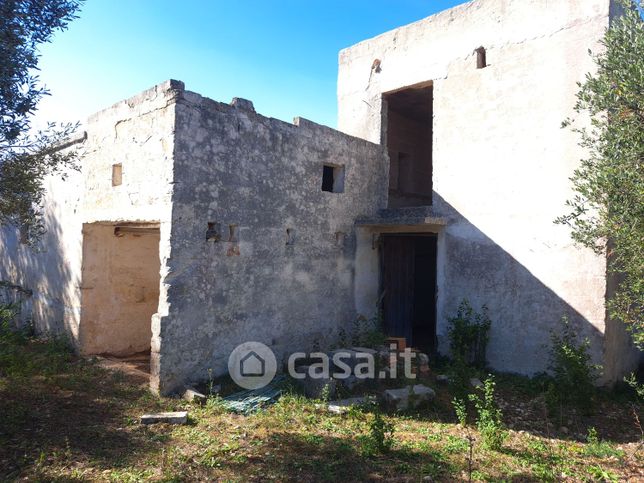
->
447 357 474 400
360 409 395 455
546 317 600 414
0 303 23 343
468 375 507 451
352 311 386 348
624 373 644 401
448 299 491 368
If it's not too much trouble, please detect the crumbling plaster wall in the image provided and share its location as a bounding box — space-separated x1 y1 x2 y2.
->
153 87 388 393
0 81 178 353
338 0 639 381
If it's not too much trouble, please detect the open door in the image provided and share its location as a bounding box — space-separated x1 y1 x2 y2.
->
382 234 437 353
80 223 160 356
383 83 433 208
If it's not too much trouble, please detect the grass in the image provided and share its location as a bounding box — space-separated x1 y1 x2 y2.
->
0 335 642 481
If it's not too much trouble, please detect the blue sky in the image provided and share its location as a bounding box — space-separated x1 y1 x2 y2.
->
35 0 465 128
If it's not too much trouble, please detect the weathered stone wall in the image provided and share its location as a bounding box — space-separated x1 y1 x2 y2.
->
79 81 178 360
338 0 639 381
0 81 178 352
154 88 388 393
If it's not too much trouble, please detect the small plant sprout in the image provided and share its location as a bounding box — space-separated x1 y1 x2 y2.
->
468 375 507 451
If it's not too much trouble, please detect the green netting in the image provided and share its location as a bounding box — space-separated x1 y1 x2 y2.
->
221 375 286 414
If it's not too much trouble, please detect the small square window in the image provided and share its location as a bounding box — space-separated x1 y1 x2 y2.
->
321 164 345 193
112 163 123 186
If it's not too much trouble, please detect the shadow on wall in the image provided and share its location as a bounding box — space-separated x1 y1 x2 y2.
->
0 209 80 340
431 193 638 382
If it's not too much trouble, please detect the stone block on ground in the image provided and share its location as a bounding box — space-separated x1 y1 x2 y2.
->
383 384 435 411
327 396 377 414
183 387 207 404
141 411 188 425
296 365 337 399
470 378 483 389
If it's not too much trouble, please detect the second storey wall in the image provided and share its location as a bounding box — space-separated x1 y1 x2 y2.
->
337 0 633 379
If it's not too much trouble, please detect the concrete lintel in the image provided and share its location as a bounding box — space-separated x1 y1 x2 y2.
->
355 217 447 229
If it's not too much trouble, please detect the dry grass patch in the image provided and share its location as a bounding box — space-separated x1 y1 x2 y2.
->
0 337 642 482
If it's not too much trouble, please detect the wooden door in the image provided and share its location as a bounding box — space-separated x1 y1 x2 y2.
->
382 236 415 344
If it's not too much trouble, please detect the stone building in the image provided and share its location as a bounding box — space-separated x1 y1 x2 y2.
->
0 0 639 393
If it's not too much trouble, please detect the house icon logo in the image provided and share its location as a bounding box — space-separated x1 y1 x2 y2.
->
228 341 277 390
240 350 265 377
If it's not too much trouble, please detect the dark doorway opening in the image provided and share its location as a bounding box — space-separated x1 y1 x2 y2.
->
381 233 437 353
321 165 335 192
383 83 433 208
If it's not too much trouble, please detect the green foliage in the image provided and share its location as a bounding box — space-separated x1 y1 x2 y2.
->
0 304 72 379
443 435 469 454
0 303 21 340
556 0 644 349
0 303 30 373
447 299 491 368
206 368 218 396
0 0 83 243
546 317 600 414
0 0 82 142
468 375 507 451
584 427 625 459
447 357 474 400
452 397 467 426
586 465 619 482
319 382 332 403
360 409 395 455
352 311 386 348
624 372 644 400
1 123 81 244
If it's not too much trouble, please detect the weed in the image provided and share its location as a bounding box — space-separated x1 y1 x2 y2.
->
204 394 227 415
452 396 476 479
352 311 386 348
360 409 395 455
546 317 600 415
584 427 624 459
447 299 491 368
468 375 507 451
444 435 469 454
447 357 474 400
452 397 468 426
319 382 332 403
586 464 619 482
